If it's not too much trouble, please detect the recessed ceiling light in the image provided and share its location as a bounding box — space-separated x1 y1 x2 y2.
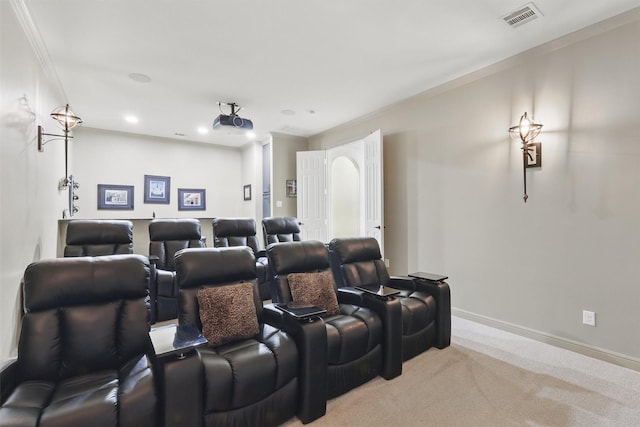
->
128 73 152 83
197 126 209 135
125 115 139 124
246 131 256 139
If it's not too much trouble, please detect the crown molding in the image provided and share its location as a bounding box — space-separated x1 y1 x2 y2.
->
10 0 67 100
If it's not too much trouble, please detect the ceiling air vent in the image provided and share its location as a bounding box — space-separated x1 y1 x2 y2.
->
502 2 543 28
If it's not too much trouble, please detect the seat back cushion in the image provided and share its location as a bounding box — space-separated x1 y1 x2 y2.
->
149 219 204 270
329 237 391 287
19 255 150 382
262 217 301 245
266 240 329 303
212 218 260 254
64 220 133 257
175 247 260 327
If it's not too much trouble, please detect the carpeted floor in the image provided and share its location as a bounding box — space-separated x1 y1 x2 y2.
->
282 316 640 426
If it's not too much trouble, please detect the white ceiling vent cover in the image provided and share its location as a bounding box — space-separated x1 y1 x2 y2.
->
502 2 543 28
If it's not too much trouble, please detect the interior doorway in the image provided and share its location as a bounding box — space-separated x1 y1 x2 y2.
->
297 130 383 253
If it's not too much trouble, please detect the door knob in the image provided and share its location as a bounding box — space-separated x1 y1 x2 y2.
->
374 225 381 229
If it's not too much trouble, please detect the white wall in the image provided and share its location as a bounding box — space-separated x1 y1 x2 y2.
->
310 12 640 367
0 2 68 359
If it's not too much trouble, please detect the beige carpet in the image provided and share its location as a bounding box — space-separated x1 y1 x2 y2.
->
282 316 640 426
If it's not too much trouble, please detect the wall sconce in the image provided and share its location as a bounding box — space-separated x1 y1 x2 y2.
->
38 104 82 217
509 112 542 202
37 104 82 189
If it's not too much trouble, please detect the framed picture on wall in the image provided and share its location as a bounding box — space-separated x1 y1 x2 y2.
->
243 184 252 201
178 188 206 210
286 180 297 198
97 184 134 210
144 175 170 204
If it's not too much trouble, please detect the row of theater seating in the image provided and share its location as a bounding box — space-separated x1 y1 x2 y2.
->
1 234 451 426
63 217 304 322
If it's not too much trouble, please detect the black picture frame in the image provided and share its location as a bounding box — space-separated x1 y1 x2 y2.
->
243 184 252 201
178 188 206 210
144 175 170 204
97 184 134 210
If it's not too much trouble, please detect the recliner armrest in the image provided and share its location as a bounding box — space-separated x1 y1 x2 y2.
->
336 287 365 305
263 303 327 424
389 275 417 291
408 276 451 349
1 357 18 404
336 288 402 380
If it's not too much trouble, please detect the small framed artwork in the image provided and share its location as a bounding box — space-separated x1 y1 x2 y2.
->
178 188 206 210
243 184 252 201
98 184 134 210
144 175 170 204
286 180 297 198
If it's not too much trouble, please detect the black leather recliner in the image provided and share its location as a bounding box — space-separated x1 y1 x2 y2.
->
329 237 451 359
148 218 205 322
212 217 271 300
0 255 157 426
64 219 133 256
171 247 322 426
262 216 301 245
267 240 402 399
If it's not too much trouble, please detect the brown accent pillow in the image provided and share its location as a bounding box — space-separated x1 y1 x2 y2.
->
197 283 259 347
287 270 340 316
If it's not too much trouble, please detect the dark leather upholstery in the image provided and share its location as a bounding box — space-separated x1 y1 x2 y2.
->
148 218 205 322
267 240 400 399
64 219 133 257
262 216 301 245
212 217 271 300
0 255 157 427
173 247 305 426
329 237 451 360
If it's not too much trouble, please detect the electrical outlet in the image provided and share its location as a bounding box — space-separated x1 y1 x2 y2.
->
582 310 596 326
384 259 390 268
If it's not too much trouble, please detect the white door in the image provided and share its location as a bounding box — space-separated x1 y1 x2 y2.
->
363 130 384 255
296 151 327 242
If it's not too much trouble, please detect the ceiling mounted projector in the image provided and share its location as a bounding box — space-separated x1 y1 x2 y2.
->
213 102 253 131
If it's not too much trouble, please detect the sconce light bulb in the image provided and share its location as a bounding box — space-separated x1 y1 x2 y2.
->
50 104 83 131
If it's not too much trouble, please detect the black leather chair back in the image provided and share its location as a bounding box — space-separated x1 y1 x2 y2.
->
19 255 151 381
64 220 133 257
267 240 332 303
212 217 261 255
174 247 261 328
262 217 301 245
149 219 204 271
328 237 390 287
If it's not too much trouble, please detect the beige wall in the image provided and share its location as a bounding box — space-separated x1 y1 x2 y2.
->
310 12 640 366
270 132 308 218
0 2 69 359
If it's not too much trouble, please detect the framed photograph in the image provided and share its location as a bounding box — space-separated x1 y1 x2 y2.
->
144 175 170 204
178 188 206 210
243 184 252 201
98 184 134 210
286 179 297 198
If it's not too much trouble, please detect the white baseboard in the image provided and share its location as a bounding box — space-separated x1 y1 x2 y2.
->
452 308 640 372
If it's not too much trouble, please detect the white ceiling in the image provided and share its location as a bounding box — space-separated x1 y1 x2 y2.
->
24 0 640 148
